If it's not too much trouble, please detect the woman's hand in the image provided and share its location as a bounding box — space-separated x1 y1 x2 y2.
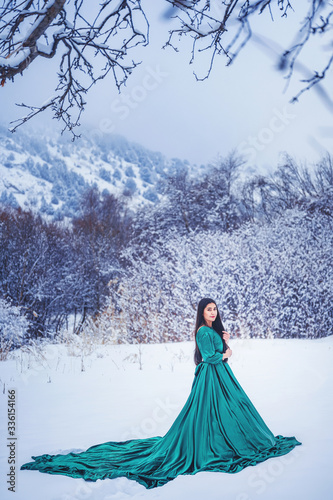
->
223 348 232 360
222 331 230 342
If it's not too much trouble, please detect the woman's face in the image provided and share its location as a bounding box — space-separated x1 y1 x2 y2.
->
203 302 217 324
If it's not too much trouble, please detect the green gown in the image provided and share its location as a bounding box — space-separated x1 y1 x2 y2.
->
20 326 302 488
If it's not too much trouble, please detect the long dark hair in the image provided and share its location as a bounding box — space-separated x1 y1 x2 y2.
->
193 297 229 366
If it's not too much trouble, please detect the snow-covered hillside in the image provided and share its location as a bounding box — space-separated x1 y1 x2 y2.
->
0 336 332 500
0 124 194 218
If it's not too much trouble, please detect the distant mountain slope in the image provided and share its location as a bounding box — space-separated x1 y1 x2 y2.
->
0 125 193 220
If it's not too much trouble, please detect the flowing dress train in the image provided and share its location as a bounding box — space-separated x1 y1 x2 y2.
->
20 326 302 488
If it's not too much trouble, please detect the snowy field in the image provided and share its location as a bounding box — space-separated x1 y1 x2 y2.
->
0 336 332 500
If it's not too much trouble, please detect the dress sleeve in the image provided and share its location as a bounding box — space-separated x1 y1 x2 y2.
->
196 328 222 365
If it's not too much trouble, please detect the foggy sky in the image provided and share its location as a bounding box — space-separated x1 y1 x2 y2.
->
1 0 332 172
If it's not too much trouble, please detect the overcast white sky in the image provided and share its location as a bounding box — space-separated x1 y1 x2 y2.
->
1 0 332 172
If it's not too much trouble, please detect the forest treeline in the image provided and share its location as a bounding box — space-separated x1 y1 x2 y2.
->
0 152 332 354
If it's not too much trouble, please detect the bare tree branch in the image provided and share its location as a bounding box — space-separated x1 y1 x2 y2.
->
163 0 333 95
0 0 332 138
0 0 149 138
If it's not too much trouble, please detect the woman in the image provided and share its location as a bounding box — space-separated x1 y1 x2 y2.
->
21 297 301 489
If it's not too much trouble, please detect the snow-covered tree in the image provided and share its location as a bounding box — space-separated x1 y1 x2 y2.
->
105 202 333 341
0 298 30 359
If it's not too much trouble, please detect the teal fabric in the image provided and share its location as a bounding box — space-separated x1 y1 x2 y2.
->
21 326 302 489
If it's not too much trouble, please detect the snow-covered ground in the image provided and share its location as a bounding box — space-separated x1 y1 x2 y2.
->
0 336 332 500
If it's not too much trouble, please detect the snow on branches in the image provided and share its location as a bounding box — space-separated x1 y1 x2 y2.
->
0 298 30 359
106 206 332 342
